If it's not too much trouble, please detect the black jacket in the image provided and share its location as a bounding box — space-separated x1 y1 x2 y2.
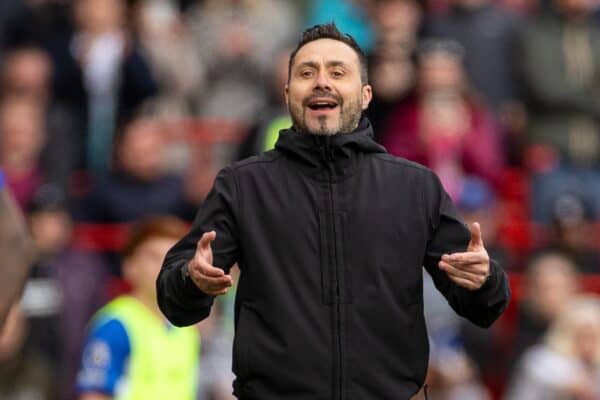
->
157 117 510 400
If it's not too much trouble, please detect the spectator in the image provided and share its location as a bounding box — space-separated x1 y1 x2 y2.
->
76 216 200 400
135 0 205 117
457 177 511 270
547 192 600 273
22 184 110 400
237 47 292 159
187 0 299 124
382 39 504 199
512 251 581 362
425 0 522 114
77 112 195 223
366 0 423 142
520 0 600 220
0 304 56 400
505 295 600 400
1 45 77 192
0 95 46 210
48 0 158 177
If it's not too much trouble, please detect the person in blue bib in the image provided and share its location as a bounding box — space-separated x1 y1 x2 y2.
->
77 216 200 400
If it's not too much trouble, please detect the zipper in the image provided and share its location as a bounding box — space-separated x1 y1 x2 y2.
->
321 136 343 400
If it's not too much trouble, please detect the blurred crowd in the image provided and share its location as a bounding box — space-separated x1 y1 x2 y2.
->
1 0 600 399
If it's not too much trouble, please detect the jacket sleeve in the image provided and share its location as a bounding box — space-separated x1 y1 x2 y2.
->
422 170 511 328
157 166 240 327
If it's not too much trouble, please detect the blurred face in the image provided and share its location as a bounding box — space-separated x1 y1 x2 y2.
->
528 257 579 321
29 211 72 257
75 0 125 34
374 0 421 42
286 39 372 135
2 49 51 99
418 52 465 94
117 119 165 180
123 236 177 300
0 99 45 169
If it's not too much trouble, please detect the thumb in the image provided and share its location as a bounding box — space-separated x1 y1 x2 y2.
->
468 222 484 249
197 231 216 261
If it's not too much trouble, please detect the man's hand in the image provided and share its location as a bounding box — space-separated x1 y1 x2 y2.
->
187 231 233 296
438 222 490 291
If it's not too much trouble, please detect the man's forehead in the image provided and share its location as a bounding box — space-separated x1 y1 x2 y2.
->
292 38 360 69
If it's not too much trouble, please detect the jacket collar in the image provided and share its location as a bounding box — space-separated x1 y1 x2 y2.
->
274 116 386 176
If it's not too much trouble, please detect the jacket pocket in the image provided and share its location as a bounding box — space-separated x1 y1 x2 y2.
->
233 305 251 380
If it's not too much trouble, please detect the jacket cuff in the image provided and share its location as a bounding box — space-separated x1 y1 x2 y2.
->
180 261 214 305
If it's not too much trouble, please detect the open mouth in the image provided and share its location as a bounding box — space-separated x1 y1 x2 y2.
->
307 99 339 111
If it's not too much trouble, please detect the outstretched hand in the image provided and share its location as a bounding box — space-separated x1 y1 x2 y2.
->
438 222 490 291
187 231 233 296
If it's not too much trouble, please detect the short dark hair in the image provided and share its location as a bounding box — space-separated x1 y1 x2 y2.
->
288 23 368 84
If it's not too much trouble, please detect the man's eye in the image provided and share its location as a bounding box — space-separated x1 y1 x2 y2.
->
332 70 344 78
301 70 313 78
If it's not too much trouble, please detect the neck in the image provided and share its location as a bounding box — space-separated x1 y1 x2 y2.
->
131 291 163 319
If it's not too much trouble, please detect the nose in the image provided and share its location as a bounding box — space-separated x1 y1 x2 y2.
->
314 71 332 91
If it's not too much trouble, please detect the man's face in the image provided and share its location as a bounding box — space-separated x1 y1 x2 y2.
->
286 39 372 135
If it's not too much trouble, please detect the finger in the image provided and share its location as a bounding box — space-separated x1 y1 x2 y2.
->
439 261 487 283
194 270 232 286
438 260 489 276
203 277 233 294
469 222 484 248
442 252 488 265
196 231 216 258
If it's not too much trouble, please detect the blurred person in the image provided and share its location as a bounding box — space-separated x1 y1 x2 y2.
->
158 23 510 399
425 346 491 400
196 285 237 400
236 46 292 159
547 192 600 273
0 169 36 328
457 177 510 270
77 216 199 400
382 39 504 200
424 0 523 114
0 303 56 400
366 0 423 142
23 184 110 400
187 0 299 124
512 250 581 362
2 44 78 192
77 111 195 223
134 0 205 117
48 0 158 177
505 295 600 400
520 0 600 221
0 94 47 210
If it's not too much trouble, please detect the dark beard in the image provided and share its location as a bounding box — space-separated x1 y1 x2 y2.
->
289 92 363 135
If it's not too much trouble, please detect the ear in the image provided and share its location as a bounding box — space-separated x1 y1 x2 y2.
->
284 84 289 106
122 257 137 287
361 84 373 110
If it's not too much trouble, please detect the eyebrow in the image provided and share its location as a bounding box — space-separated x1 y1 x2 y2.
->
295 60 351 71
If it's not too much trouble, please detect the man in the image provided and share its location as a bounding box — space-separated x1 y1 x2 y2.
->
0 168 36 328
157 23 510 399
77 217 199 400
